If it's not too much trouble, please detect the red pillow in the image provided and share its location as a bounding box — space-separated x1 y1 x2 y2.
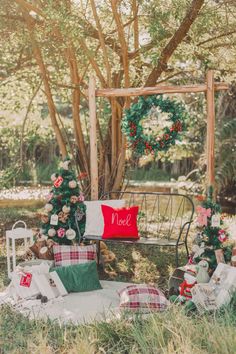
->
101 205 139 239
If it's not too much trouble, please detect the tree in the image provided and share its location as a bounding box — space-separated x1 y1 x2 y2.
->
0 0 236 196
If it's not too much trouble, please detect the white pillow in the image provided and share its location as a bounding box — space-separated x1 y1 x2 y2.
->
84 199 125 236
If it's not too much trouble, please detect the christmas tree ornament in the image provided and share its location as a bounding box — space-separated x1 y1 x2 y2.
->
78 172 88 180
41 215 49 224
70 195 78 203
77 208 85 221
54 176 64 188
48 228 56 237
57 228 65 238
66 228 76 240
51 173 57 182
218 229 227 243
50 214 58 226
58 212 69 223
196 260 210 283
196 206 211 227
45 203 53 212
215 249 225 264
211 214 221 228
62 205 70 213
69 180 77 188
78 193 85 202
60 160 70 170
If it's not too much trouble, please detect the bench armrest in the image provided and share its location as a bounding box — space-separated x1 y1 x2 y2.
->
177 220 193 245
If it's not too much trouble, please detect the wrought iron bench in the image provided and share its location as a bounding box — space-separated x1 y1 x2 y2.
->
82 191 194 267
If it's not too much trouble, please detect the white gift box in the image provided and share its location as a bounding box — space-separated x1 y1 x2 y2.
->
10 262 67 301
191 263 236 312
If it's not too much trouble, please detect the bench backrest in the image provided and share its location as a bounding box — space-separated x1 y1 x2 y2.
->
102 191 194 240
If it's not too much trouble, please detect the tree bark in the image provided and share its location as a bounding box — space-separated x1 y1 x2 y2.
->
21 12 67 158
89 0 112 86
66 45 90 175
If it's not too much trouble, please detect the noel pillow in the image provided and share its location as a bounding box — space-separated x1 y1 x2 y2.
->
118 284 169 313
53 244 96 267
101 205 139 239
84 199 125 237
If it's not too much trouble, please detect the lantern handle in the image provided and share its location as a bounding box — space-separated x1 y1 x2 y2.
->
12 220 27 230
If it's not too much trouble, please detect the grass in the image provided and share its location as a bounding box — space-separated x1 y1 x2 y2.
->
0 207 236 353
1 302 236 353
127 167 171 182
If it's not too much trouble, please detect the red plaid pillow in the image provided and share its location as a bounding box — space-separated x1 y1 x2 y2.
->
118 284 169 313
53 244 96 267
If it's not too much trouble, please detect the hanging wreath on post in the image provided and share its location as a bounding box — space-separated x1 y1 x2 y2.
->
121 95 188 155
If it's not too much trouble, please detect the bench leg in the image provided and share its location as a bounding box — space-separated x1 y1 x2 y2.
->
175 246 179 268
96 240 101 265
185 241 189 259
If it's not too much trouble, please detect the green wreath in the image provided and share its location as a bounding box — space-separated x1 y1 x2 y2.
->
122 95 188 155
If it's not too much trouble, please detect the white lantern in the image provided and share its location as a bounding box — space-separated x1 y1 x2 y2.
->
6 221 33 278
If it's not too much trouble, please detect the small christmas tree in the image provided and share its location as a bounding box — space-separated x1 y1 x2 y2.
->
41 159 86 245
194 187 233 270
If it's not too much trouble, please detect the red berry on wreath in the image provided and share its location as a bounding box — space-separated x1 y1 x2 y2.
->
165 134 170 140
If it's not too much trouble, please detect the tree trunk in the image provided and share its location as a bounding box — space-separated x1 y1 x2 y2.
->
22 12 67 158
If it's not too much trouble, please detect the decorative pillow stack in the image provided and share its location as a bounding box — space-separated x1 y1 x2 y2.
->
118 284 169 313
52 244 101 293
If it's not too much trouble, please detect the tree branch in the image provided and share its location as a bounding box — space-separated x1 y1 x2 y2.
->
89 0 112 85
145 0 205 87
197 29 236 46
110 0 130 87
20 79 42 166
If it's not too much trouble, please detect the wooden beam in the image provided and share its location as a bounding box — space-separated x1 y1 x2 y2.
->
88 76 98 200
206 70 215 193
95 82 228 97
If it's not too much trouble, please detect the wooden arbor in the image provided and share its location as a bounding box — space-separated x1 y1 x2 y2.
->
88 70 229 200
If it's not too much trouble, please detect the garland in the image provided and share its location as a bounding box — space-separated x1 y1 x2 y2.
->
122 95 188 155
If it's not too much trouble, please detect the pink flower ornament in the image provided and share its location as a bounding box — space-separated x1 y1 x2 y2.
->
57 228 65 238
78 193 85 202
196 206 211 226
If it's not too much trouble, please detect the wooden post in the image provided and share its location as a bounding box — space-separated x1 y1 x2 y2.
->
206 70 215 194
89 76 98 200
111 98 117 172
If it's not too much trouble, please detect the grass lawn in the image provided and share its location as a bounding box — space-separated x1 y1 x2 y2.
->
0 207 236 353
